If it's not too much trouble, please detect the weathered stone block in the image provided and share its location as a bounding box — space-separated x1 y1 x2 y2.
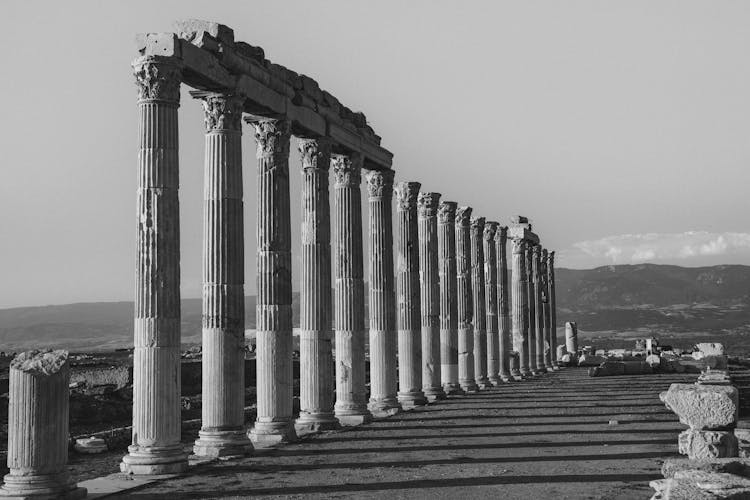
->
577 354 606 367
696 343 725 356
174 19 234 46
678 430 738 459
652 470 750 500
661 457 750 479
660 383 738 430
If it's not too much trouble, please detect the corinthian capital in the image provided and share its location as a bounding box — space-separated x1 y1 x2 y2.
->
133 56 183 103
192 92 245 132
437 201 457 224
331 153 361 187
470 216 485 235
548 251 555 266
483 221 498 241
248 118 291 158
298 138 332 171
394 182 421 211
495 226 508 243
365 169 395 199
455 206 472 227
417 192 441 218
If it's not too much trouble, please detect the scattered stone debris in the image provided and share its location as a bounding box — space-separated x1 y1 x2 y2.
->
74 437 108 454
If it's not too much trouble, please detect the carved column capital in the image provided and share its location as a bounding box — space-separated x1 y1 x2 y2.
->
192 92 245 132
298 138 332 171
331 153 362 187
437 201 457 224
133 56 183 103
365 169 395 199
511 238 526 255
495 226 508 243
483 221 498 241
394 182 421 211
248 118 291 158
455 206 472 227
417 192 441 217
470 216 485 236
532 244 541 257
548 251 555 266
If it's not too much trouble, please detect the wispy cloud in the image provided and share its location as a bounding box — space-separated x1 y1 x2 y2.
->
572 231 750 264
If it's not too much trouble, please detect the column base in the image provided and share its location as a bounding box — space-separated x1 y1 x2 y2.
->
460 380 479 393
120 445 189 475
249 421 297 448
294 412 340 436
423 386 447 402
488 375 501 386
443 383 465 396
544 364 555 371
397 391 428 409
552 365 561 370
368 398 402 418
0 472 87 500
335 411 373 427
193 429 253 458
476 376 490 389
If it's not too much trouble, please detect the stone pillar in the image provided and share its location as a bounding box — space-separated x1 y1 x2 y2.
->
526 244 538 375
541 249 554 370
366 169 401 417
532 245 547 373
456 207 478 393
418 192 447 402
548 251 559 369
295 139 338 434
483 222 500 386
510 236 529 379
123 56 188 474
248 117 296 446
438 201 462 395
332 154 372 426
395 182 428 408
496 226 512 382
566 322 578 355
1 350 86 499
470 217 489 389
192 92 253 457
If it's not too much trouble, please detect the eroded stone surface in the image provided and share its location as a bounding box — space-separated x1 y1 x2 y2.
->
678 430 738 459
651 470 750 500
660 383 738 430
661 457 750 479
11 349 68 376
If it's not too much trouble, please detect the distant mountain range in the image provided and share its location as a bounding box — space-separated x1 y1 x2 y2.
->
1 264 749 352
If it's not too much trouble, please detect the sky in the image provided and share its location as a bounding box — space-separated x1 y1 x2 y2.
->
1 0 749 308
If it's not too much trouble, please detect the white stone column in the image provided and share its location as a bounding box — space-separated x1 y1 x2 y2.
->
526 244 539 375
566 322 578 354
122 56 188 474
470 217 489 389
366 169 401 417
248 117 296 447
541 248 554 370
484 222 500 386
549 251 560 369
496 226 512 382
438 201 462 395
532 245 547 373
456 207 478 393
510 236 529 379
332 154 372 426
395 182 428 408
192 92 253 457
418 192 447 402
1 350 86 499
295 139 338 434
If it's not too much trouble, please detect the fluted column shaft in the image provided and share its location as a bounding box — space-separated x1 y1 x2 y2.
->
123 56 188 475
496 227 512 382
483 222 500 385
394 182 427 408
526 245 538 374
541 249 554 370
249 117 296 446
532 246 547 373
295 139 338 434
418 193 446 401
456 207 478 393
366 169 401 417
511 238 529 378
332 155 372 426
549 251 559 369
438 202 462 395
193 93 252 457
470 217 489 389
1 350 85 499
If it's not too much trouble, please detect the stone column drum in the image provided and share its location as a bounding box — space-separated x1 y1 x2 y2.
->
532 245 547 373
395 182 428 408
496 226 512 382
418 192 447 402
510 237 529 379
566 322 578 355
483 222 500 386
526 244 539 375
456 207 478 393
470 217 489 389
366 169 401 417
122 55 188 474
548 251 559 369
541 249 554 370
295 139 339 434
438 201 462 395
332 154 372 426
1 350 86 499
248 117 296 446
192 92 253 457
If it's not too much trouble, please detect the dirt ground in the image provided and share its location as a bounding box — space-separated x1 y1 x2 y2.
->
95 368 696 500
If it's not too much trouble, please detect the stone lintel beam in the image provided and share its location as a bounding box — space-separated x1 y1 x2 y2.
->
508 225 539 245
